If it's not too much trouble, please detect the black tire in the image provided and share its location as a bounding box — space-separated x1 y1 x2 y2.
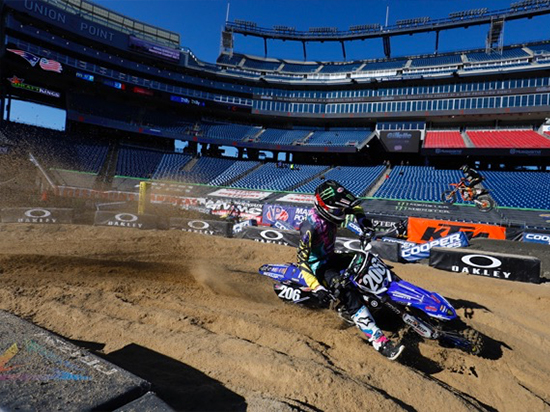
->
458 327 485 356
441 190 457 204
474 194 494 212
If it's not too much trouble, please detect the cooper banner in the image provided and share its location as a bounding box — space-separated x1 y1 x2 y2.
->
408 217 506 243
429 248 541 284
94 211 158 230
169 218 232 237
522 232 550 246
400 232 469 262
1 207 73 224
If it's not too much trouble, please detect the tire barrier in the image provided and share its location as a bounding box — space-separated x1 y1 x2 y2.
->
429 248 541 284
1 207 74 224
169 218 232 237
94 211 159 230
3 206 547 283
0 310 150 411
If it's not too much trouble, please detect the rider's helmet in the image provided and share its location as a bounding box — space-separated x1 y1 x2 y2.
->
460 165 470 174
314 180 360 224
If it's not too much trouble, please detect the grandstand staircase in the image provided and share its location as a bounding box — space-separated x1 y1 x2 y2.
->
181 157 199 172
286 166 333 191
94 142 120 189
461 131 475 147
364 166 390 197
218 161 264 188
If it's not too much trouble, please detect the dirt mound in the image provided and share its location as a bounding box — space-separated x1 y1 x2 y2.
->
0 223 549 411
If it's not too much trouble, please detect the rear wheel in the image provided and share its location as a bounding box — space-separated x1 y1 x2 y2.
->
474 194 494 212
441 190 457 204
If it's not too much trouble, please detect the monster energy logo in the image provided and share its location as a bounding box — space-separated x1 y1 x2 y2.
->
396 201 410 211
319 187 335 200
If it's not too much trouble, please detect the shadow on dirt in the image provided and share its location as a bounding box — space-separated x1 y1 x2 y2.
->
71 340 247 412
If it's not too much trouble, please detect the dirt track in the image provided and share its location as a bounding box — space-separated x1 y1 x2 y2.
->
0 223 549 411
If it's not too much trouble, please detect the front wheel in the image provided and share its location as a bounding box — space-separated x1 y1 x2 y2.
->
439 327 485 356
441 190 457 204
474 194 494 212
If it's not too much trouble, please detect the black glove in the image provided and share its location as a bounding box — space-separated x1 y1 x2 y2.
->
313 286 333 306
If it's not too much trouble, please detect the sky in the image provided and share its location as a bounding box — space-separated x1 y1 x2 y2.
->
7 0 550 131
91 0 550 63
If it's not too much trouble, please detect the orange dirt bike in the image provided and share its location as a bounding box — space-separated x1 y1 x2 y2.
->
441 180 495 212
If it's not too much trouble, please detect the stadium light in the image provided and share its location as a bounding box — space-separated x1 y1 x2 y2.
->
511 0 550 8
449 8 488 18
308 27 338 33
396 17 430 26
349 23 381 32
273 25 296 32
234 19 257 28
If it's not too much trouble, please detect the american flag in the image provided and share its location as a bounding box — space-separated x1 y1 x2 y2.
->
7 49 40 67
39 58 63 73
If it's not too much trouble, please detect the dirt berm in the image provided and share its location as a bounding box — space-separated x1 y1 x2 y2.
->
0 224 549 411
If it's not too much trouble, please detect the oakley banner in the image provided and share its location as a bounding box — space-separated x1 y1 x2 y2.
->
429 248 541 284
408 217 506 243
1 207 73 224
94 211 158 230
239 226 300 247
169 218 232 237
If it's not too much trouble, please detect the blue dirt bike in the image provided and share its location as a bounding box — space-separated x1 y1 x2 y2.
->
258 227 484 356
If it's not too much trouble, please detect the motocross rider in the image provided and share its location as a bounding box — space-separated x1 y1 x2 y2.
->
297 180 405 360
460 165 485 198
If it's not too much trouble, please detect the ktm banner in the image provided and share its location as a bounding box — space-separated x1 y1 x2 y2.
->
407 217 506 243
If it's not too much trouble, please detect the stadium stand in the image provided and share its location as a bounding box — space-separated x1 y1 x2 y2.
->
483 171 550 210
200 123 262 142
115 146 166 179
293 165 386 196
373 166 464 203
257 128 310 145
466 129 550 148
229 163 328 191
304 130 370 147
423 130 467 148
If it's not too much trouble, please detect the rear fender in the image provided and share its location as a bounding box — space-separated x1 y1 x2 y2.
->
258 263 308 287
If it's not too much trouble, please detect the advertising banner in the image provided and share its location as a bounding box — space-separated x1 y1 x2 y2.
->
429 248 541 284
208 188 273 200
232 219 257 235
522 232 550 246
276 193 315 204
408 217 506 243
400 232 469 262
129 36 180 63
261 204 310 229
238 226 301 247
1 207 73 224
5 0 128 50
379 130 421 153
169 218 232 237
94 211 158 230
